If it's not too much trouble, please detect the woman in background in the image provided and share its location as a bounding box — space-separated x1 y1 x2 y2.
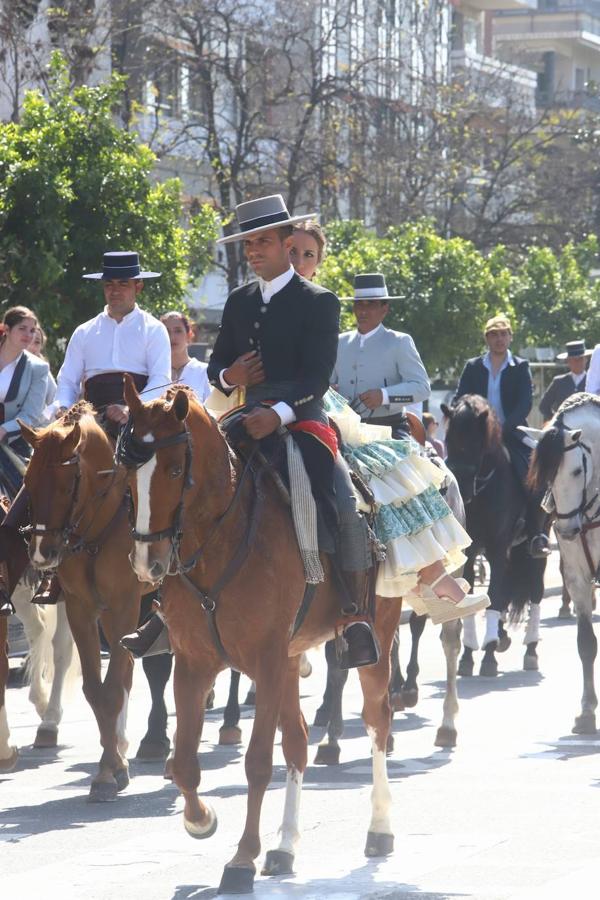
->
161 311 210 402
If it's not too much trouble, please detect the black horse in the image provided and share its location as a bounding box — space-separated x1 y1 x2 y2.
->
442 395 546 676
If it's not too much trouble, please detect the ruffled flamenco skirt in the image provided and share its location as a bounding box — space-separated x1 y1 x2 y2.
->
324 391 471 601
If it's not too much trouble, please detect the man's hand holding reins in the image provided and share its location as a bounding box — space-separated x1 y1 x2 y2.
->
359 389 384 410
106 404 129 425
224 351 265 387
243 407 280 439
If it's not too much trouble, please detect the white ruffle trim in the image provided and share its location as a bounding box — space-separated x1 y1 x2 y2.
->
375 514 471 601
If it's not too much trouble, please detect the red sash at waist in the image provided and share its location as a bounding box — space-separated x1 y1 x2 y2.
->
84 372 148 410
288 420 338 459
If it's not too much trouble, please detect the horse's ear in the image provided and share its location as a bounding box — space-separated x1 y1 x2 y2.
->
568 429 582 445
440 403 453 419
519 426 544 445
124 373 143 413
171 389 189 422
19 420 39 448
63 422 81 458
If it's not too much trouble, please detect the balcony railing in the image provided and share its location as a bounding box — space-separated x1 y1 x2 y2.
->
536 86 600 110
450 47 537 107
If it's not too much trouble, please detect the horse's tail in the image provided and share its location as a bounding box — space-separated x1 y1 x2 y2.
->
25 600 80 699
505 541 545 625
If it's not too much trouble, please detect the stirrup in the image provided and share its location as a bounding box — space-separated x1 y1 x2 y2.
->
338 621 380 669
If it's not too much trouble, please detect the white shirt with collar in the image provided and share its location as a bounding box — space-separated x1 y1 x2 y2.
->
220 265 297 425
483 349 515 424
0 356 20 403
55 304 171 409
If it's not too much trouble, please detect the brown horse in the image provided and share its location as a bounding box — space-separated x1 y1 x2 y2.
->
19 403 145 801
122 377 402 894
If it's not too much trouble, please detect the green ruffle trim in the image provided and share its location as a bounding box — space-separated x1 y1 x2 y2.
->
375 485 452 543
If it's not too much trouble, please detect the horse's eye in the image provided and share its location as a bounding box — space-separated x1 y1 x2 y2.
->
169 465 183 479
573 467 583 477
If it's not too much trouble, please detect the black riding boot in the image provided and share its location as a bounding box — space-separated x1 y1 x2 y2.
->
120 612 171 658
338 569 380 670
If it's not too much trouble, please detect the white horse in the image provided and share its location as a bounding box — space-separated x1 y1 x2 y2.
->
526 393 600 734
0 576 77 770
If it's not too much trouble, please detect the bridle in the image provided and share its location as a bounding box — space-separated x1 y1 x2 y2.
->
551 434 599 523
448 454 497 504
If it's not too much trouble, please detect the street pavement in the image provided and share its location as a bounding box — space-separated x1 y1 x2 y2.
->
2 549 600 899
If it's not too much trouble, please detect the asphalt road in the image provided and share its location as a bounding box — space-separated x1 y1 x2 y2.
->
2 550 600 900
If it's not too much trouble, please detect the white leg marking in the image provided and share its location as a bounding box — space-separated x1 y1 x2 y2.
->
483 608 501 647
367 727 392 835
277 766 303 854
462 613 479 650
116 688 129 757
524 603 541 645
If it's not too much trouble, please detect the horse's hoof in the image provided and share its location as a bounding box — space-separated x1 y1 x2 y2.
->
136 738 170 761
0 746 18 772
523 653 539 672
558 605 574 619
262 849 295 876
386 732 394 755
479 654 498 677
33 726 58 749
114 767 130 792
390 692 405 712
457 652 474 677
314 743 340 766
163 757 174 781
243 689 255 707
88 780 118 802
218 865 254 894
435 726 457 748
401 687 418 708
219 725 242 746
184 803 218 839
364 831 394 857
573 714 597 735
313 706 330 728
206 688 215 710
299 654 312 679
496 634 511 653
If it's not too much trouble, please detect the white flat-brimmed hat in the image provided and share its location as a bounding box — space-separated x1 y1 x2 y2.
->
341 273 400 302
556 340 593 361
217 194 316 244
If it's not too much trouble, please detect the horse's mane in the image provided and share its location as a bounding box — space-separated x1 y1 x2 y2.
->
527 426 565 493
59 400 95 426
452 394 504 455
555 390 600 419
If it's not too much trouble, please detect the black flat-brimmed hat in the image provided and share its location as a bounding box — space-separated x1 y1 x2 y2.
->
217 194 316 244
342 273 400 302
83 251 161 280
556 340 592 361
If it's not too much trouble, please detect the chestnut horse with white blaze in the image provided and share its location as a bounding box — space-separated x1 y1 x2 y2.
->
19 404 146 801
123 376 402 895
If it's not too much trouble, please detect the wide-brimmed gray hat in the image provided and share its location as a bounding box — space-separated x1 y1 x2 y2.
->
556 339 593 361
83 251 160 280
342 273 400 302
217 194 316 244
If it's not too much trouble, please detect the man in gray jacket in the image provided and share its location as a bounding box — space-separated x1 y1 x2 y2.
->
331 273 430 436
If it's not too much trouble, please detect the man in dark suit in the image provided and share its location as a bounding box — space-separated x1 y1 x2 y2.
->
539 340 590 422
454 314 549 558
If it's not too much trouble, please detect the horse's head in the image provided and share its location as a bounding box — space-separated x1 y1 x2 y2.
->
122 376 197 583
528 423 586 540
443 395 501 504
20 417 83 568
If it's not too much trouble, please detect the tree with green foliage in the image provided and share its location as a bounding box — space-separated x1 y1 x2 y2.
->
0 53 218 362
318 220 508 378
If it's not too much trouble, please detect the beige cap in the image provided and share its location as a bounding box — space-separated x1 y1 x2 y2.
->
484 314 512 335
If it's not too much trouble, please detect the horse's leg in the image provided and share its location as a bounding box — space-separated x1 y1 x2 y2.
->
389 627 405 714
136 652 173 760
35 603 75 748
402 611 426 708
11 582 48 720
98 608 137 788
220 669 243 745
220 650 288 894
314 639 348 766
0 617 17 771
313 638 335 727
479 552 508 677
262 655 306 877
458 553 477 676
568 570 598 735
435 620 461 748
523 602 541 671
172 653 218 836
359 596 402 858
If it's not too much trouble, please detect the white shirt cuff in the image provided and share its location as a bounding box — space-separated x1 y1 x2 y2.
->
272 401 296 426
381 387 390 406
219 368 235 390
